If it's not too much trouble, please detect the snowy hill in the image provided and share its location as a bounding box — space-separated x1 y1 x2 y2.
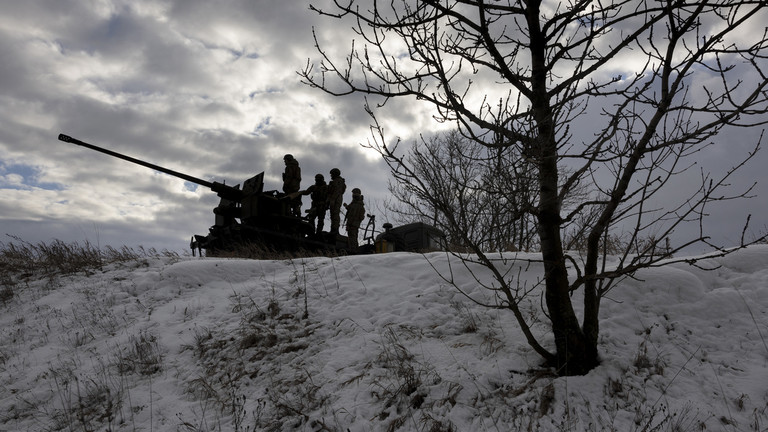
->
1 246 767 431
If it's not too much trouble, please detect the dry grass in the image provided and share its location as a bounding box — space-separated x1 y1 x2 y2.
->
0 236 179 309
0 235 178 278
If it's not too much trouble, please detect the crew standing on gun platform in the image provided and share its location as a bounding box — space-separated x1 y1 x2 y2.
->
344 188 365 250
326 168 346 235
282 154 301 217
301 174 328 235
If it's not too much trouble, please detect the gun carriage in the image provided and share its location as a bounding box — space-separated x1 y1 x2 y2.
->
57 134 442 256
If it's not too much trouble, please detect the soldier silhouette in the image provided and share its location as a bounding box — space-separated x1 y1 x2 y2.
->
302 173 328 234
282 154 301 217
344 187 365 250
326 167 346 235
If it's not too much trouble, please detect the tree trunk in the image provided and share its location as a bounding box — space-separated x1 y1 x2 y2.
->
528 0 598 375
537 154 598 375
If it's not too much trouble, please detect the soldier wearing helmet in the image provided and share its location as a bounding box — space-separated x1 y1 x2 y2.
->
282 154 301 216
344 187 365 250
301 173 328 234
326 168 346 235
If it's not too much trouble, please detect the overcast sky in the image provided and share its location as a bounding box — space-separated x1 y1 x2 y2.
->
1 0 766 253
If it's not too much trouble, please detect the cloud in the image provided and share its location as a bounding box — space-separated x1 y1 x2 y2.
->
0 0 765 251
0 0 398 250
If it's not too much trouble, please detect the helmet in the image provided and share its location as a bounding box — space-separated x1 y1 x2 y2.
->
351 188 361 195
330 168 341 176
315 173 324 182
283 154 294 161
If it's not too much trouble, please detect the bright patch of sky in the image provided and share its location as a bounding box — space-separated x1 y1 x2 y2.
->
183 181 199 192
0 162 65 191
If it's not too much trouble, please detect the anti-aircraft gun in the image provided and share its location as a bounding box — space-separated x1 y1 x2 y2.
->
57 134 351 256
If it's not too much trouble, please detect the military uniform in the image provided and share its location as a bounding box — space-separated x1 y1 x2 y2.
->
326 168 346 235
282 154 301 216
344 188 365 250
302 174 328 234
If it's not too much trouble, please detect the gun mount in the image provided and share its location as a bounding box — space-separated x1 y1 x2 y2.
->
58 134 363 256
58 134 447 256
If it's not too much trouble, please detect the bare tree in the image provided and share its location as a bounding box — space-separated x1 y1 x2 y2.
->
385 130 539 251
301 0 768 375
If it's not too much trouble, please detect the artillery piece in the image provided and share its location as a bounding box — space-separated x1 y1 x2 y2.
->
57 134 364 256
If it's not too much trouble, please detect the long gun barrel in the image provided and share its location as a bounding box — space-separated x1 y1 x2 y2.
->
58 134 242 199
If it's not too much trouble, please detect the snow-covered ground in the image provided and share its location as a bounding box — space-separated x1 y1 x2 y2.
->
1 246 767 431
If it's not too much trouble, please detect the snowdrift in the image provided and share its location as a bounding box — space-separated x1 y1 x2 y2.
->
1 246 767 431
